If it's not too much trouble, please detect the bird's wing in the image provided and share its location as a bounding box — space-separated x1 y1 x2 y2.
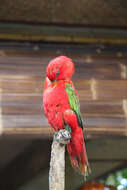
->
65 83 84 129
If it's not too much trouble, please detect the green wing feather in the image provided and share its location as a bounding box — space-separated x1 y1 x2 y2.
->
65 83 84 129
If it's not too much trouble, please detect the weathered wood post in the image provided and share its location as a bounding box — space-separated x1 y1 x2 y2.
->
49 129 71 190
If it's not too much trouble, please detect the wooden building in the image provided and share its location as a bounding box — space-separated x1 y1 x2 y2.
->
0 0 127 189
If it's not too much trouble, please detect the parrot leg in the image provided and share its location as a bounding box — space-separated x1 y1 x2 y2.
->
54 129 71 145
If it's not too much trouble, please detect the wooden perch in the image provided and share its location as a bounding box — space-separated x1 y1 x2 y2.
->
49 129 71 190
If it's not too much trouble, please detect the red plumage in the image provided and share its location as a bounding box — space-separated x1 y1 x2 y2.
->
43 56 90 176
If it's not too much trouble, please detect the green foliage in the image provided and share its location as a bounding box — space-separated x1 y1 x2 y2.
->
100 168 127 190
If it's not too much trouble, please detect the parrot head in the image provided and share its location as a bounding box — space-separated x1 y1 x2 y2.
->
46 56 74 81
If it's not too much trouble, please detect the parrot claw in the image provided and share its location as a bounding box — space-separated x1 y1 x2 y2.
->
54 129 71 145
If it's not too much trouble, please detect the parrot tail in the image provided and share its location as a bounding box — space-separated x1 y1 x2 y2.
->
63 110 91 177
67 129 91 177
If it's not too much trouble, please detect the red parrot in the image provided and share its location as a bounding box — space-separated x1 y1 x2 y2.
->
43 56 90 176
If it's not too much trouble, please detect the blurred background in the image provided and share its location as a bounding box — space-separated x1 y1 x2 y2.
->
0 0 127 189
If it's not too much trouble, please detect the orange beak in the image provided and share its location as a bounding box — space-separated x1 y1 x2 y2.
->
52 80 57 87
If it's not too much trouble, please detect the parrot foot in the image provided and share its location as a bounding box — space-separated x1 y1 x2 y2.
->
54 129 71 145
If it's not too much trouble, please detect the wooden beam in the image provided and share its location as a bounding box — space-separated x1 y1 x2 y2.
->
0 23 127 44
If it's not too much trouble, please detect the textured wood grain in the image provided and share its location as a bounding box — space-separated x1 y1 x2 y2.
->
0 43 127 137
